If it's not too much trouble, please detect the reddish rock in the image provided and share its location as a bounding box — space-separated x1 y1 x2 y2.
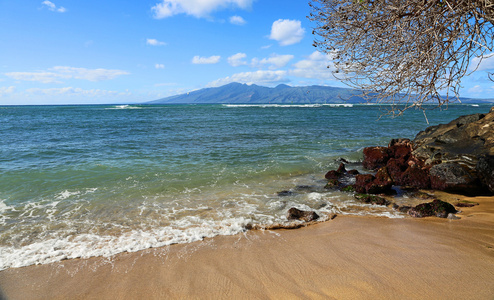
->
386 158 408 183
363 146 391 170
355 173 392 194
399 166 430 189
325 170 341 180
347 169 360 175
375 166 393 186
354 174 375 193
389 143 412 160
336 163 346 173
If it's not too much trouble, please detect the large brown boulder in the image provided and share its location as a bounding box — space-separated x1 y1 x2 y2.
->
363 146 390 170
412 106 494 194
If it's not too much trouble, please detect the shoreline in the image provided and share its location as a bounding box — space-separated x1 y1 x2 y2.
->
1 192 493 299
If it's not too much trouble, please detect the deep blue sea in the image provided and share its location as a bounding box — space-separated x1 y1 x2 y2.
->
0 103 490 269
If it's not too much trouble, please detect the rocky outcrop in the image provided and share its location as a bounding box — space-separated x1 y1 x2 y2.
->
411 107 494 194
356 107 494 195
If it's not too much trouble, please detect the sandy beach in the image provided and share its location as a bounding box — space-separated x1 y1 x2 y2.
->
1 192 494 300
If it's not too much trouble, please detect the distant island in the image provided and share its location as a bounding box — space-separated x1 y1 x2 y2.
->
147 82 494 104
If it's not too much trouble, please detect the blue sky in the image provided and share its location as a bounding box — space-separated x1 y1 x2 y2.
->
0 0 493 105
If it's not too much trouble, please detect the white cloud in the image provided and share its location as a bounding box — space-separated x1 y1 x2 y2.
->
26 87 125 97
269 19 305 46
228 53 247 67
208 70 288 87
5 71 65 84
289 51 337 80
52 66 129 81
252 54 294 70
5 66 129 83
155 64 165 69
146 38 167 46
192 55 221 64
152 0 253 19
468 85 483 94
470 53 494 71
0 86 15 95
229 15 246 25
42 1 66 13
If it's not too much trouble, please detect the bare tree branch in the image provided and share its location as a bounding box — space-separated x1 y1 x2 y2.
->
309 0 494 116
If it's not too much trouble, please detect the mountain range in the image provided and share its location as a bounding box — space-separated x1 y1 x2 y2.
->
147 82 493 104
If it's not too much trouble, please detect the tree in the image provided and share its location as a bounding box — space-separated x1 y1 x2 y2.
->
309 0 494 116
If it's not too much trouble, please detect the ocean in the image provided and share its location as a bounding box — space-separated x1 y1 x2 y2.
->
0 103 490 270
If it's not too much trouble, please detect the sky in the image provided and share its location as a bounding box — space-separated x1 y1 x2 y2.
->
1 0 494 105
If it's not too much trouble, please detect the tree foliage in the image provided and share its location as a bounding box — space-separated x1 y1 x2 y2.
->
309 0 494 116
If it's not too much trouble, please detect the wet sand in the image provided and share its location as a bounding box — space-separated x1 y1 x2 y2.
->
1 192 494 299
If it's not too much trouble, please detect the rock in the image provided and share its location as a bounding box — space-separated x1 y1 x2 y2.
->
278 190 295 197
386 157 409 182
324 179 340 189
325 170 341 180
429 162 479 194
389 139 412 160
347 169 360 175
354 194 390 206
477 155 494 193
354 174 376 193
374 166 393 187
336 163 346 173
455 200 479 207
411 108 494 194
287 208 319 222
408 199 457 218
363 146 391 170
399 166 430 189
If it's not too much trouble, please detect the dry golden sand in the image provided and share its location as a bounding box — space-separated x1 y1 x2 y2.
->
1 192 494 300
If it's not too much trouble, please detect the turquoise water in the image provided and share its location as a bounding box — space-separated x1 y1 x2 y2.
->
0 103 490 269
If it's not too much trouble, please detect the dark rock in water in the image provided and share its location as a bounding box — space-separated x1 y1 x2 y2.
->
408 199 457 218
363 146 390 170
477 155 494 193
295 185 314 191
336 163 346 173
338 158 350 164
354 194 390 206
287 208 319 222
354 172 393 194
347 169 360 175
325 170 342 180
324 179 340 189
278 190 295 197
354 174 376 193
429 162 479 194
